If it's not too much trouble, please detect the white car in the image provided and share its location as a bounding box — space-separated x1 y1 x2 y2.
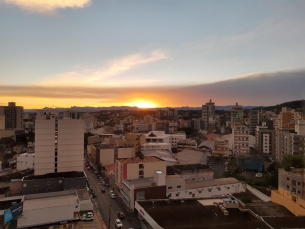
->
109 191 116 199
115 219 123 228
81 212 93 221
255 172 263 178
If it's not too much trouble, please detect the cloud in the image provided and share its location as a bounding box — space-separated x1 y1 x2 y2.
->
4 0 90 13
0 69 304 107
42 50 167 86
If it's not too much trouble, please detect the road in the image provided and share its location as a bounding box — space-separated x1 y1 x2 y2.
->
84 157 141 229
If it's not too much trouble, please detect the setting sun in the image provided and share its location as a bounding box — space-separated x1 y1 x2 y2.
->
131 101 157 108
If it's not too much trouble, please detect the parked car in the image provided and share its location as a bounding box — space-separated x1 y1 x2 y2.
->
109 190 116 199
255 172 263 178
91 192 96 198
115 219 123 228
101 189 105 193
82 212 93 221
117 211 125 219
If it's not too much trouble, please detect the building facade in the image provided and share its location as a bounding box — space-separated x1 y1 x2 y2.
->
202 99 215 131
0 102 23 130
232 125 249 156
34 110 84 175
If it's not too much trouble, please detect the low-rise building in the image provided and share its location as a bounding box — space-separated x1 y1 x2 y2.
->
17 190 91 229
177 139 197 152
115 157 166 188
17 153 34 171
271 168 305 216
166 164 214 183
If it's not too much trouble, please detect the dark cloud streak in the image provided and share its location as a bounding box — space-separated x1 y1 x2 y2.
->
1 69 304 106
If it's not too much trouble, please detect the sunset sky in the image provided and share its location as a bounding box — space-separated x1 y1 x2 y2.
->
1 0 305 108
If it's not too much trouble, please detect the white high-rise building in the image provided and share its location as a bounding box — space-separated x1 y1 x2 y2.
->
34 110 84 175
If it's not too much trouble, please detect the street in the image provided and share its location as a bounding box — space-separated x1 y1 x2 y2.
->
84 157 141 229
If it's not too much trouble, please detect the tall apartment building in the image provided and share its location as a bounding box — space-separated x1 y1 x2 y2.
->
276 120 305 161
202 99 215 131
0 102 23 129
232 125 249 156
249 109 258 136
34 110 84 175
255 123 276 156
230 103 243 128
274 107 302 129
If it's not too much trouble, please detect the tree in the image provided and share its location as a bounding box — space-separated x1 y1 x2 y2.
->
281 155 305 171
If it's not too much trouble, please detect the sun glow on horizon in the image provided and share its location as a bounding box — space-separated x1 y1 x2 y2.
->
131 101 157 108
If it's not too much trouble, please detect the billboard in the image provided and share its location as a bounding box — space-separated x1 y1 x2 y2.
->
4 202 23 224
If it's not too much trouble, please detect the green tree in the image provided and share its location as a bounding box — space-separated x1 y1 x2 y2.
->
281 155 305 171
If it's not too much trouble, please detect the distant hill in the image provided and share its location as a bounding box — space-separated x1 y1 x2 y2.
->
256 100 305 111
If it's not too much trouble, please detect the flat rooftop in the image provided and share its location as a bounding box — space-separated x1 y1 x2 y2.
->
186 178 240 190
23 194 77 210
118 156 162 164
138 199 269 229
167 164 211 175
23 171 84 180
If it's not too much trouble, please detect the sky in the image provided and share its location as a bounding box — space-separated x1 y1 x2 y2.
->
1 0 305 108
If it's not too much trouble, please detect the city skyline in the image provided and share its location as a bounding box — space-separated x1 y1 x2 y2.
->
1 0 305 108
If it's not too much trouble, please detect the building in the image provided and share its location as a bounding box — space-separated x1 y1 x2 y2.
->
276 120 305 161
141 142 172 152
166 177 246 199
120 170 167 210
212 137 232 156
17 190 92 229
80 113 96 132
0 102 23 130
274 107 302 129
230 102 243 128
115 157 166 188
17 153 35 171
90 143 135 166
202 99 215 131
177 139 197 152
167 164 214 183
144 131 186 149
249 109 258 136
34 110 84 175
232 125 249 156
21 171 86 195
142 150 178 166
115 133 146 156
271 168 305 216
176 149 209 165
255 124 276 156
135 197 269 229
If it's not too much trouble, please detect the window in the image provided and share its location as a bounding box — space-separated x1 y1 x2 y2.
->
47 181 51 185
176 193 179 197
23 184 27 187
35 183 39 186
168 186 172 189
59 180 62 184
227 187 230 189
287 177 290 181
177 185 181 188
139 164 144 169
139 170 144 176
287 185 290 189
297 182 301 185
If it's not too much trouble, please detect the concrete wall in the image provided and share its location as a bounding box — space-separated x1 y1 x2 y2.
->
17 153 34 171
271 187 305 216
118 147 135 159
166 176 185 192
63 177 86 190
100 148 114 166
167 182 246 199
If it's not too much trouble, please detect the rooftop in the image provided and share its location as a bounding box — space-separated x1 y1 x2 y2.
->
124 177 156 189
138 199 269 229
167 164 211 175
143 150 177 163
117 156 162 164
23 171 84 181
185 178 240 190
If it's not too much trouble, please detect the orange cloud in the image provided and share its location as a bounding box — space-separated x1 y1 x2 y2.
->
4 0 90 13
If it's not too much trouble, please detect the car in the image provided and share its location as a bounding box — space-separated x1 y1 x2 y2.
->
101 188 105 193
117 211 125 219
115 219 123 228
91 192 96 198
81 212 93 221
102 181 106 186
255 172 263 178
109 191 115 199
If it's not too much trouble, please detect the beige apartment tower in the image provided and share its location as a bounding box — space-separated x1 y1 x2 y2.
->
34 110 84 175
